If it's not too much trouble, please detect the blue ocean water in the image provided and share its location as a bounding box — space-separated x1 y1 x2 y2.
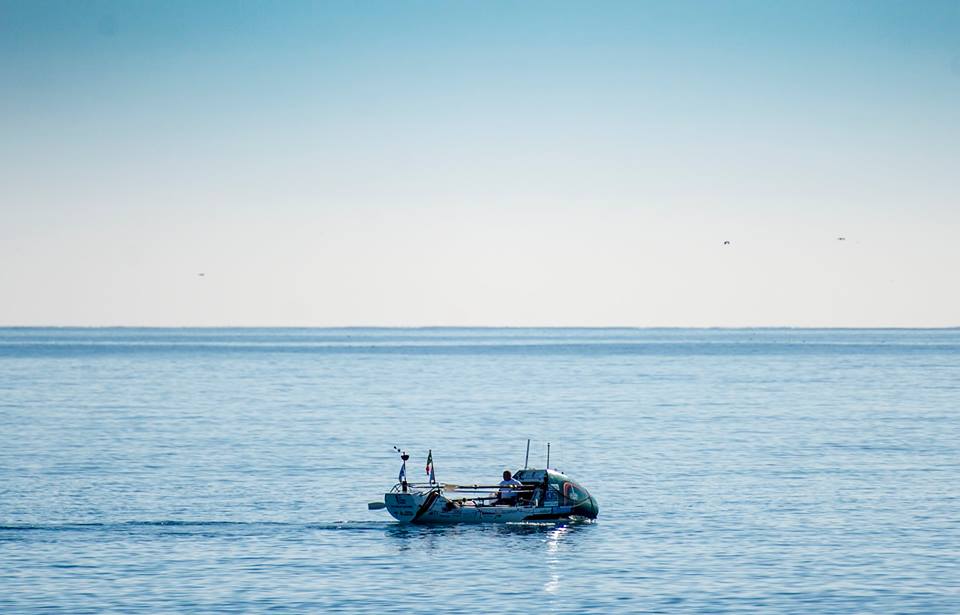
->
1 328 958 613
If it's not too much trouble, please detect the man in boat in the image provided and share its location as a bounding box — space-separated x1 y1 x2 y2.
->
497 470 524 505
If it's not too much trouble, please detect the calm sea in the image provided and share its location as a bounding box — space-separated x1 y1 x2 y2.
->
1 328 958 613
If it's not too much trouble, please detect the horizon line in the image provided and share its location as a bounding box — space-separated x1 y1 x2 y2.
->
2 325 959 331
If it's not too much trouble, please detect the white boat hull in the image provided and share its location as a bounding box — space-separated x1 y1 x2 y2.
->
384 491 577 525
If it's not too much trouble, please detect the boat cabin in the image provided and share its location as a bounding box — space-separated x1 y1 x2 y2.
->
512 468 599 519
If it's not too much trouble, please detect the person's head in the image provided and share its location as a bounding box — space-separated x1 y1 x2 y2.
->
503 470 512 480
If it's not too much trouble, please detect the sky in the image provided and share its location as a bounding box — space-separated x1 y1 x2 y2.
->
1 0 958 327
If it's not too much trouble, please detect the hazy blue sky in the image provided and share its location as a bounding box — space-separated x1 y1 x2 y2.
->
2 1 958 326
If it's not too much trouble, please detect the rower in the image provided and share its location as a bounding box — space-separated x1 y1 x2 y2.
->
497 470 523 505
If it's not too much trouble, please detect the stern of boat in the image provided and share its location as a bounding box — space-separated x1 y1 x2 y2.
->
384 491 429 523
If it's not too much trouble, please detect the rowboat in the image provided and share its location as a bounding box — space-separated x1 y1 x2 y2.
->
369 446 599 524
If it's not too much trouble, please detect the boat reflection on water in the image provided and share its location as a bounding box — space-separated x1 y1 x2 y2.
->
381 517 595 553
544 524 570 593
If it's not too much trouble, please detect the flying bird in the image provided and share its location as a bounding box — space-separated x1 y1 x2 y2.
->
723 241 730 245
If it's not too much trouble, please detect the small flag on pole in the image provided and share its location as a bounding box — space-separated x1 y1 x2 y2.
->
398 463 406 483
425 450 435 484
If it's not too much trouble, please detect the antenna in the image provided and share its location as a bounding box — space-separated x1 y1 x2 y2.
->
546 442 550 469
393 446 409 492
524 439 531 469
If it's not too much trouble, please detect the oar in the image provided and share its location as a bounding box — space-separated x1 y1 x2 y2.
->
368 501 386 510
443 483 534 491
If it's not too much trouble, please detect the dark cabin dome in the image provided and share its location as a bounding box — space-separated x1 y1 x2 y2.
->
513 468 599 519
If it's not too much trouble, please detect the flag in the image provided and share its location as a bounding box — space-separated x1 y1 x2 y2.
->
398 463 406 483
425 450 435 483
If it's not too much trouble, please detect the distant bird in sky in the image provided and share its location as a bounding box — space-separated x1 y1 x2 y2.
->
837 237 846 241
197 273 206 277
723 240 730 245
